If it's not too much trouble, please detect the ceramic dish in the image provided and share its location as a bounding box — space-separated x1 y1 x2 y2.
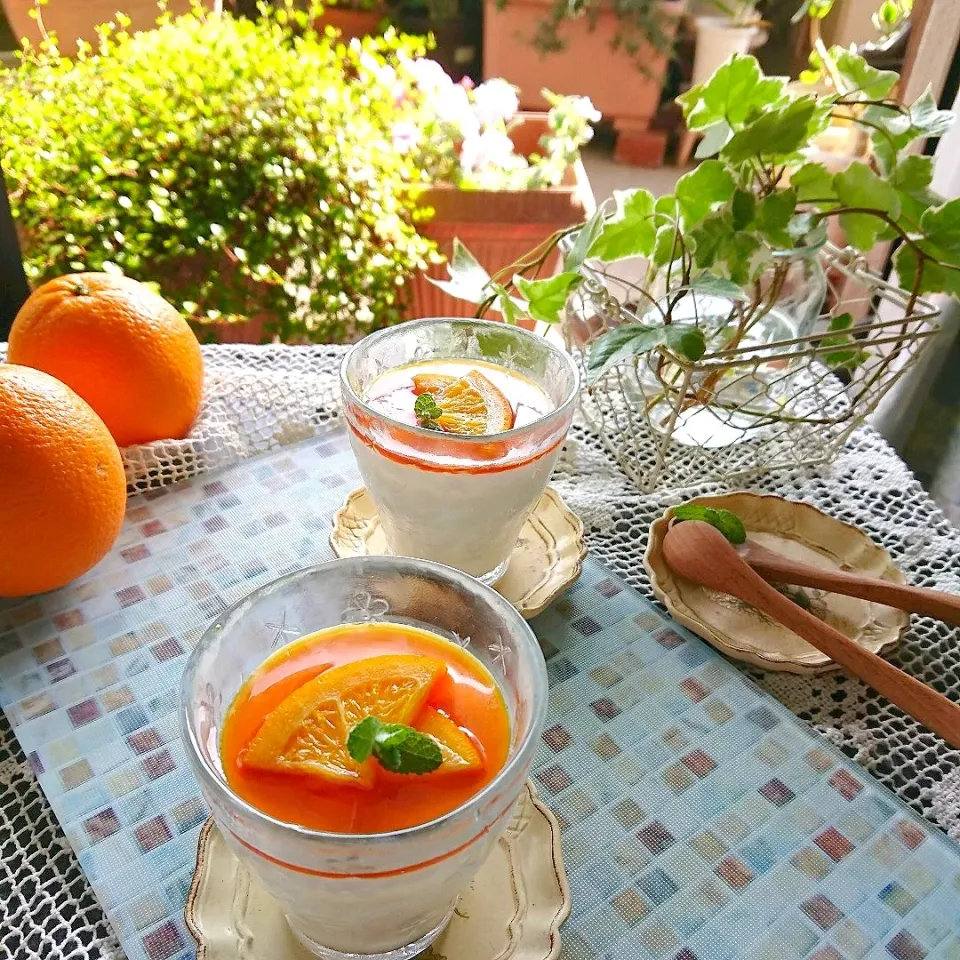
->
644 492 908 674
330 485 586 619
185 782 571 960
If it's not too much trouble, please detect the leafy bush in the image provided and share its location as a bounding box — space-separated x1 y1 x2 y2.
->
1 2 437 342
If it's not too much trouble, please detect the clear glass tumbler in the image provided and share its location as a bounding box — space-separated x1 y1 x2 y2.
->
340 318 579 583
180 555 549 960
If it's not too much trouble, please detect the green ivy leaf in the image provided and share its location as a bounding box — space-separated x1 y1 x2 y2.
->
754 188 798 248
731 189 756 232
722 97 819 163
586 322 701 383
695 120 733 159
429 239 492 304
677 55 789 132
866 89 954 175
564 206 606 273
790 162 837 206
889 154 938 226
832 49 897 100
690 212 762 286
687 273 746 300
588 189 656 262
514 272 580 324
834 162 901 251
652 223 682 268
675 160 735 228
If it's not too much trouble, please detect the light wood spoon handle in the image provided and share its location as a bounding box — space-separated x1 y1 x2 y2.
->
663 522 960 750
741 541 960 625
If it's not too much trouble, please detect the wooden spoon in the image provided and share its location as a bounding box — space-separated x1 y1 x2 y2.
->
738 539 960 626
662 521 960 750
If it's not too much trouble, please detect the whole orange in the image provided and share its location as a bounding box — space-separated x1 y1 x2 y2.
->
8 273 204 446
0 365 127 597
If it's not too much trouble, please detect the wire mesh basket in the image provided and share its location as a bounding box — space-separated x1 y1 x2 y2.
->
563 243 940 492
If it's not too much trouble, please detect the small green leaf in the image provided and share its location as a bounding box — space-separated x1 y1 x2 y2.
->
722 97 819 163
790 162 837 206
675 328 707 362
514 272 580 324
347 717 443 775
834 162 901 251
754 188 798 247
564 207 606 272
347 716 381 764
677 56 788 132
688 273 746 300
694 120 733 159
672 504 747 545
675 160 736 227
414 393 443 425
587 188 656 262
731 189 756 231
586 322 701 383
429 239 494 305
832 49 897 100
827 312 853 332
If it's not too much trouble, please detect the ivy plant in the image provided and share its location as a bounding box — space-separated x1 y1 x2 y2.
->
435 52 960 384
2 1 436 342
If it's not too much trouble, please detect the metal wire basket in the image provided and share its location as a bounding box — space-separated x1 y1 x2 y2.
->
563 243 940 492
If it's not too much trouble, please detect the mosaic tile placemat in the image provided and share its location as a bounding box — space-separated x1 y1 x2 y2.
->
1 428 959 960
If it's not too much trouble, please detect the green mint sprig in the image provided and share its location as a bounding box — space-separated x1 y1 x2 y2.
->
347 716 442 775
672 504 747 545
414 393 443 430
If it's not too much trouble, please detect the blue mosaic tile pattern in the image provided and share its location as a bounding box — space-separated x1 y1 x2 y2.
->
0 428 958 960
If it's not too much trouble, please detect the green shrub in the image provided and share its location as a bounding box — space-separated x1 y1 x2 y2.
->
1 2 437 342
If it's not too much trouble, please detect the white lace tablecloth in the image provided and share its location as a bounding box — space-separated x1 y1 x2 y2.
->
2 343 959 960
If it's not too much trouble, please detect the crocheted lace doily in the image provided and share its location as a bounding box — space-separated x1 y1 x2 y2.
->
1 343 958 959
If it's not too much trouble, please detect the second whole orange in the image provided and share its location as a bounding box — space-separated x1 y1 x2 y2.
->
0 365 127 597
8 273 204 446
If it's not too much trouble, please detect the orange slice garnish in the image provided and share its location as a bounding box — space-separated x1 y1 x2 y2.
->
416 707 484 775
241 654 445 789
412 373 456 396
432 371 515 436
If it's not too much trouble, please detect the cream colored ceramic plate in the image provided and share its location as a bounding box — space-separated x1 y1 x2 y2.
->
644 492 909 674
185 782 571 960
330 485 586 619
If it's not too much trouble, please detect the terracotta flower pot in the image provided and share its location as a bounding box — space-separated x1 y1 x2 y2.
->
1 0 202 48
482 0 686 166
407 113 595 328
316 6 384 40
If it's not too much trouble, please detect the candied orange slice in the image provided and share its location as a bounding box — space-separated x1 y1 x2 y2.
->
432 371 515 436
416 707 484 775
412 373 456 396
242 654 445 789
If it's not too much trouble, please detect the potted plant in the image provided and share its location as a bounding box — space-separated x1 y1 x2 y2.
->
483 0 686 166
690 2 763 86
394 59 598 322
435 51 959 472
1 3 437 343
2 0 202 48
317 0 385 39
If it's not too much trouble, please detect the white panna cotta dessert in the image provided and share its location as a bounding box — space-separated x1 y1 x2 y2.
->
340 320 579 583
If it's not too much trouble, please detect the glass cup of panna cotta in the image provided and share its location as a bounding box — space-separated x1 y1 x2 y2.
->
340 317 579 584
180 555 549 960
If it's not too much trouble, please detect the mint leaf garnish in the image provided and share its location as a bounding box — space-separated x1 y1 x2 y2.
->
347 716 443 775
346 716 380 763
414 393 443 428
672 505 747 545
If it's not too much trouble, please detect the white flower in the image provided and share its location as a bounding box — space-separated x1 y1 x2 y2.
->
460 128 519 174
472 78 520 127
434 82 480 139
406 57 453 92
391 121 419 154
569 95 601 123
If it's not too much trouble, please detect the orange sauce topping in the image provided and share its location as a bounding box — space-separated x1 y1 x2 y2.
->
220 623 511 834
